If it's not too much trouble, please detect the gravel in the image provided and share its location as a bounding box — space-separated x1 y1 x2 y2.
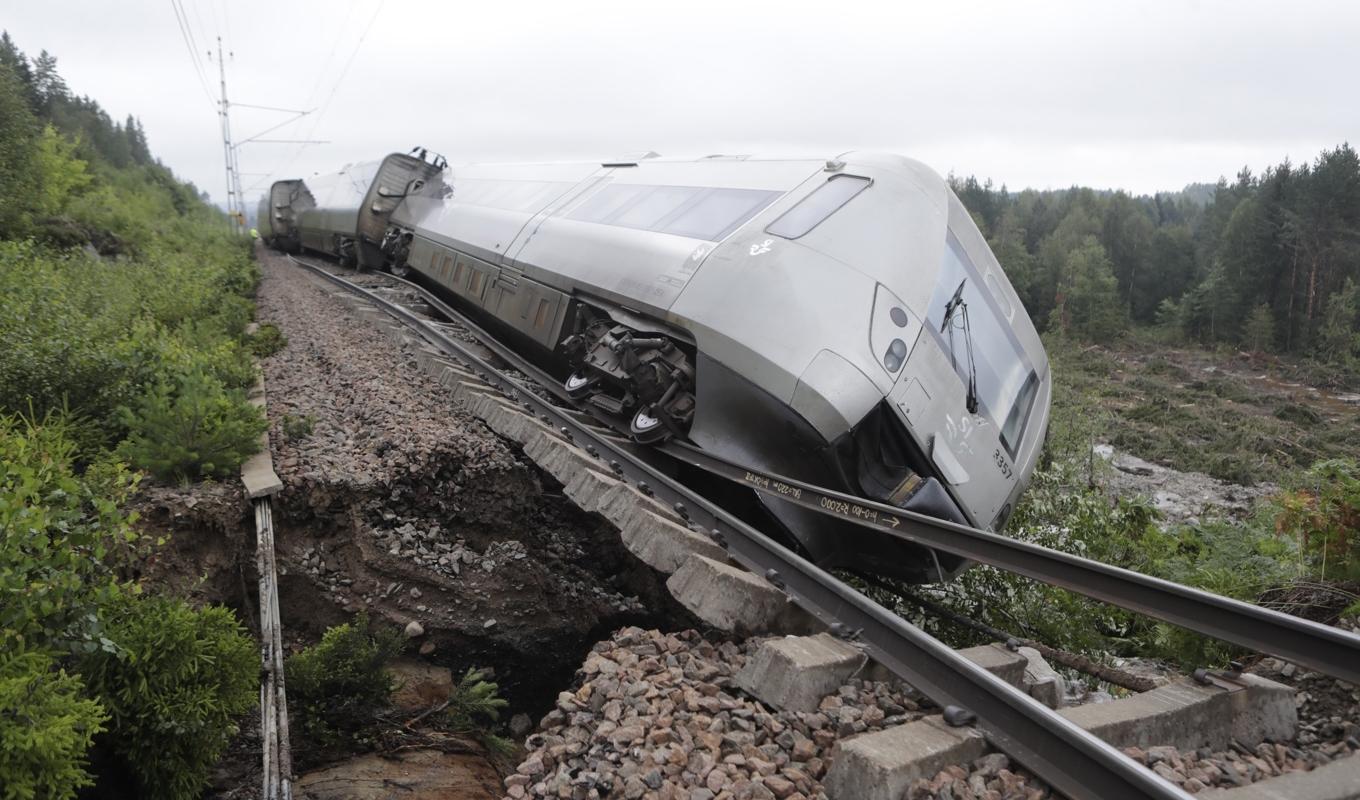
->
507 627 934 800
251 251 686 710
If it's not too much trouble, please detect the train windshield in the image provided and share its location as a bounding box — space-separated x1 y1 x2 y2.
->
925 231 1038 457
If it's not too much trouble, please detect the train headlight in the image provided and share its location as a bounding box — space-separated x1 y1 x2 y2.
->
871 284 920 380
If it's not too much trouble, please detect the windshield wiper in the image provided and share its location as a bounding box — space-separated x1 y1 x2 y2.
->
940 279 980 415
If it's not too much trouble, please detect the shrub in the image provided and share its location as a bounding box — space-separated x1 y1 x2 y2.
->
77 594 256 800
0 239 260 463
286 614 403 750
442 667 512 756
116 366 267 481
0 650 107 800
281 412 315 442
0 413 139 656
248 322 287 358
1274 459 1360 581
444 667 508 732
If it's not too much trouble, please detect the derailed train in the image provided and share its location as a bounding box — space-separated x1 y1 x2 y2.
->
257 149 1051 582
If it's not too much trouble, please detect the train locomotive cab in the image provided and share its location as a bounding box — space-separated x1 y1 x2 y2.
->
671 153 1051 582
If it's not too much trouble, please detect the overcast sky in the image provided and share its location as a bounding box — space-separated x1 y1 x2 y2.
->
4 0 1357 204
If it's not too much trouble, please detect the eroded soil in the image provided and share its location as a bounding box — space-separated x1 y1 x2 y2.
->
137 250 697 796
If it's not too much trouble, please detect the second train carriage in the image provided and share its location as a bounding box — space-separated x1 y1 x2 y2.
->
263 149 1051 582
292 151 445 267
258 179 306 252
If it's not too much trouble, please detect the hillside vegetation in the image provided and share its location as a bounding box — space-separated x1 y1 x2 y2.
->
0 33 260 799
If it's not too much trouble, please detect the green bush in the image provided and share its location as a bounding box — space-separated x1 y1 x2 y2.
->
281 412 315 442
444 667 508 732
77 594 256 800
1274 459 1360 581
0 650 107 800
0 236 261 468
286 614 403 750
0 414 139 656
442 667 512 756
248 322 287 358
116 366 267 481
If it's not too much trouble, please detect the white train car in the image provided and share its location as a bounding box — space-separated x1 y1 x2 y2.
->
377 152 1050 581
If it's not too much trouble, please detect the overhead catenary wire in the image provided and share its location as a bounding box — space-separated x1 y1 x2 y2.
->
168 0 217 111
248 0 387 195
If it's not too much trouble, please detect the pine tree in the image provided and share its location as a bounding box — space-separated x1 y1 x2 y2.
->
0 31 36 109
30 50 67 113
1241 304 1276 353
1316 278 1360 367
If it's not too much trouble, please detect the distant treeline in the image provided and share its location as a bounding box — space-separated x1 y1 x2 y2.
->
953 143 1360 365
0 32 204 248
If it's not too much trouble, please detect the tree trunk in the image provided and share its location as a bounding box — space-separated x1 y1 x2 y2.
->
1306 254 1319 324
1286 249 1299 351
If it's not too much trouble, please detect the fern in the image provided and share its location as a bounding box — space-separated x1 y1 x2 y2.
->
443 668 509 734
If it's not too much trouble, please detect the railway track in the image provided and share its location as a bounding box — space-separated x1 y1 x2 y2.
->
283 253 1360 800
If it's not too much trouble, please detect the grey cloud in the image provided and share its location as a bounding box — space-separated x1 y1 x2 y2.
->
4 0 1357 200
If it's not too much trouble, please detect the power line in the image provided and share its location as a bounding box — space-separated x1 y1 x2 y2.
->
247 0 387 196
173 0 215 106
188 0 213 55
309 0 388 129
168 0 216 110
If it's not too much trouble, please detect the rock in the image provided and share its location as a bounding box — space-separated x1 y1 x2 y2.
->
510 713 534 738
483 618 497 629
973 753 1009 777
763 775 796 799
388 658 453 711
404 620 425 638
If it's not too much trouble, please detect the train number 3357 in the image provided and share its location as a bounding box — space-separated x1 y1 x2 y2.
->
993 448 1013 480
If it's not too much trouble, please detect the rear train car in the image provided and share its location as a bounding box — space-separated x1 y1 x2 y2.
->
259 179 305 252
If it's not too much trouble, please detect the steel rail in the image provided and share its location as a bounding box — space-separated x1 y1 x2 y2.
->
287 255 1190 800
658 441 1360 686
253 498 293 800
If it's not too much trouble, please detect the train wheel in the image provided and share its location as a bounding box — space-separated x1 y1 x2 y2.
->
564 371 599 401
629 407 671 444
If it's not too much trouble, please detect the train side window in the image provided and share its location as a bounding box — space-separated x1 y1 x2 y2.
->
767 175 870 239
613 185 703 230
660 188 781 241
568 184 652 223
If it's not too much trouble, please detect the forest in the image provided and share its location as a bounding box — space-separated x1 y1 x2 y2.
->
952 144 1360 369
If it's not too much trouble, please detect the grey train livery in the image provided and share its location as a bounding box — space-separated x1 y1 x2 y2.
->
261 149 1051 582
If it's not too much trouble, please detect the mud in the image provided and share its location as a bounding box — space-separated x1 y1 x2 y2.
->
135 250 698 797
1092 444 1278 526
249 250 693 715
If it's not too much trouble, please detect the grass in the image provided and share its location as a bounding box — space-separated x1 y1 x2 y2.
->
1047 334 1360 484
